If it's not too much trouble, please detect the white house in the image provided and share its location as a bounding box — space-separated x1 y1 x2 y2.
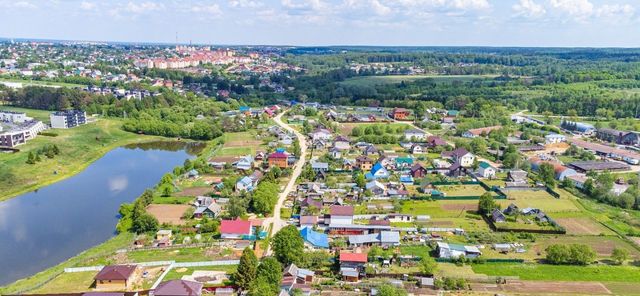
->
443 148 475 168
410 144 424 154
404 129 427 141
310 128 333 141
545 134 566 144
329 205 354 225
477 161 496 178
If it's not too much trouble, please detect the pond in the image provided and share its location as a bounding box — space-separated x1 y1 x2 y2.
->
0 141 202 286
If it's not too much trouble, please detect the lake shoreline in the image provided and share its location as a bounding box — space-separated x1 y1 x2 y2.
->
0 133 167 202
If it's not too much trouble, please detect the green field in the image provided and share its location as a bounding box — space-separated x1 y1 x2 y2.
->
163 265 238 281
0 77 85 88
28 271 96 294
0 113 163 201
339 75 498 87
499 190 580 212
472 263 640 282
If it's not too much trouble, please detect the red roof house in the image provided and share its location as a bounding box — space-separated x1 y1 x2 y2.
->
340 252 368 263
220 220 253 239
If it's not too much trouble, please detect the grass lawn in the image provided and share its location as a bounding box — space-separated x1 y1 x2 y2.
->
399 245 432 258
163 265 238 281
337 122 409 137
436 185 490 197
500 190 580 212
29 271 96 294
472 263 640 282
152 196 193 204
213 131 263 157
0 233 134 294
0 77 86 88
126 246 237 263
0 116 163 201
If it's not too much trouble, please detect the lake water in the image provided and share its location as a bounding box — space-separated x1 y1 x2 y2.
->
0 142 202 286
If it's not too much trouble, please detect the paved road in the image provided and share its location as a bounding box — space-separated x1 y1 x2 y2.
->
263 111 308 256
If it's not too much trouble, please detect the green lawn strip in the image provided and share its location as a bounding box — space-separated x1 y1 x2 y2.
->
0 77 86 88
163 265 238 282
28 271 96 294
152 196 193 204
0 117 165 201
471 263 640 282
126 247 214 263
0 233 134 294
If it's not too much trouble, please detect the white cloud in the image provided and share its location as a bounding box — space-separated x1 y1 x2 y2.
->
3 1 38 9
370 0 393 16
596 4 635 20
124 1 165 13
229 0 263 8
549 0 594 20
191 3 223 17
80 1 96 11
451 0 490 10
513 0 546 18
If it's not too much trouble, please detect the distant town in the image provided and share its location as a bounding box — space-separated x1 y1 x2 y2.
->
2 41 640 296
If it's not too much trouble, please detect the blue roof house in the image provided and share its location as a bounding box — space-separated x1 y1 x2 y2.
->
236 176 256 192
300 227 329 248
365 163 390 180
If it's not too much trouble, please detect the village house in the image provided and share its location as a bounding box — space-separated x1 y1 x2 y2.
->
348 231 400 247
389 108 410 120
220 219 253 239
233 155 254 171
410 144 424 154
300 227 329 249
94 265 140 290
462 125 502 138
506 170 528 187
442 148 475 167
268 151 289 168
477 161 496 178
410 164 428 178
311 162 329 173
366 180 387 196
436 242 482 259
334 136 351 150
329 147 342 159
404 129 427 141
356 156 374 171
426 135 448 148
329 205 355 225
310 128 333 141
545 133 566 145
366 163 390 180
154 279 203 296
339 252 368 282
193 202 222 219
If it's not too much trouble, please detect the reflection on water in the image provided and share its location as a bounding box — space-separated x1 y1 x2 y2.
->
0 141 199 286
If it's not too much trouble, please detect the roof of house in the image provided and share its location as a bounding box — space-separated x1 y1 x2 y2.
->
220 220 252 235
465 125 502 136
339 252 368 263
442 147 471 158
154 280 203 296
94 265 137 281
300 227 329 248
411 163 426 172
479 161 493 169
330 205 354 216
300 215 318 224
269 152 289 159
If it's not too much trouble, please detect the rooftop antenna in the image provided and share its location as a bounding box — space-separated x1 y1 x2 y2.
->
175 32 178 45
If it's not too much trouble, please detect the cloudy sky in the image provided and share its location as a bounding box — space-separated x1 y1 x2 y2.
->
1 0 639 47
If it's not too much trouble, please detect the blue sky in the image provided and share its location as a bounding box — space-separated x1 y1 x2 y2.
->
1 0 639 47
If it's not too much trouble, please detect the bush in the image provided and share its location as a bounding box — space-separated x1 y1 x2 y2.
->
545 244 596 265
